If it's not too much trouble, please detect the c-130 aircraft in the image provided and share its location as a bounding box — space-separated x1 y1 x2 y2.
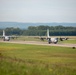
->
39 29 68 44
0 30 17 41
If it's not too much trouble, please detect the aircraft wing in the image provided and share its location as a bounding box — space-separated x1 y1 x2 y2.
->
0 36 4 38
39 37 46 41
8 36 19 39
35 36 69 41
35 36 50 41
59 37 69 41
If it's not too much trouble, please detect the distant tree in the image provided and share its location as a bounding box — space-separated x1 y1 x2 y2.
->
0 26 76 36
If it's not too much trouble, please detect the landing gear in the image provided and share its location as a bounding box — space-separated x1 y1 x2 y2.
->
54 42 57 44
48 41 51 44
48 38 51 44
3 38 5 41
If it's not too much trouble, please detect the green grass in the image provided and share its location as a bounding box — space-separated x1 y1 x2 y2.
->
60 39 76 44
11 36 41 41
0 42 76 75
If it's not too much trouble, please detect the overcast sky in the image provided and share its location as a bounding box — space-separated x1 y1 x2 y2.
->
0 0 76 23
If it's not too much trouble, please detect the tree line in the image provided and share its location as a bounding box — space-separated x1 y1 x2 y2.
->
0 25 76 36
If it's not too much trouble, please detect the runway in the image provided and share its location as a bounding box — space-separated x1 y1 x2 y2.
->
0 40 76 48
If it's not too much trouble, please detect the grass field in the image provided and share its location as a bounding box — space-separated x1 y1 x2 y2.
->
0 42 76 75
59 39 76 44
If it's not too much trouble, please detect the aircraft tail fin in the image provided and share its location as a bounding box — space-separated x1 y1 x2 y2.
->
47 29 50 38
3 30 5 36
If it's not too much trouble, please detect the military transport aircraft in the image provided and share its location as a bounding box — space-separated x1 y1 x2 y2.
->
39 29 68 44
0 30 17 41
